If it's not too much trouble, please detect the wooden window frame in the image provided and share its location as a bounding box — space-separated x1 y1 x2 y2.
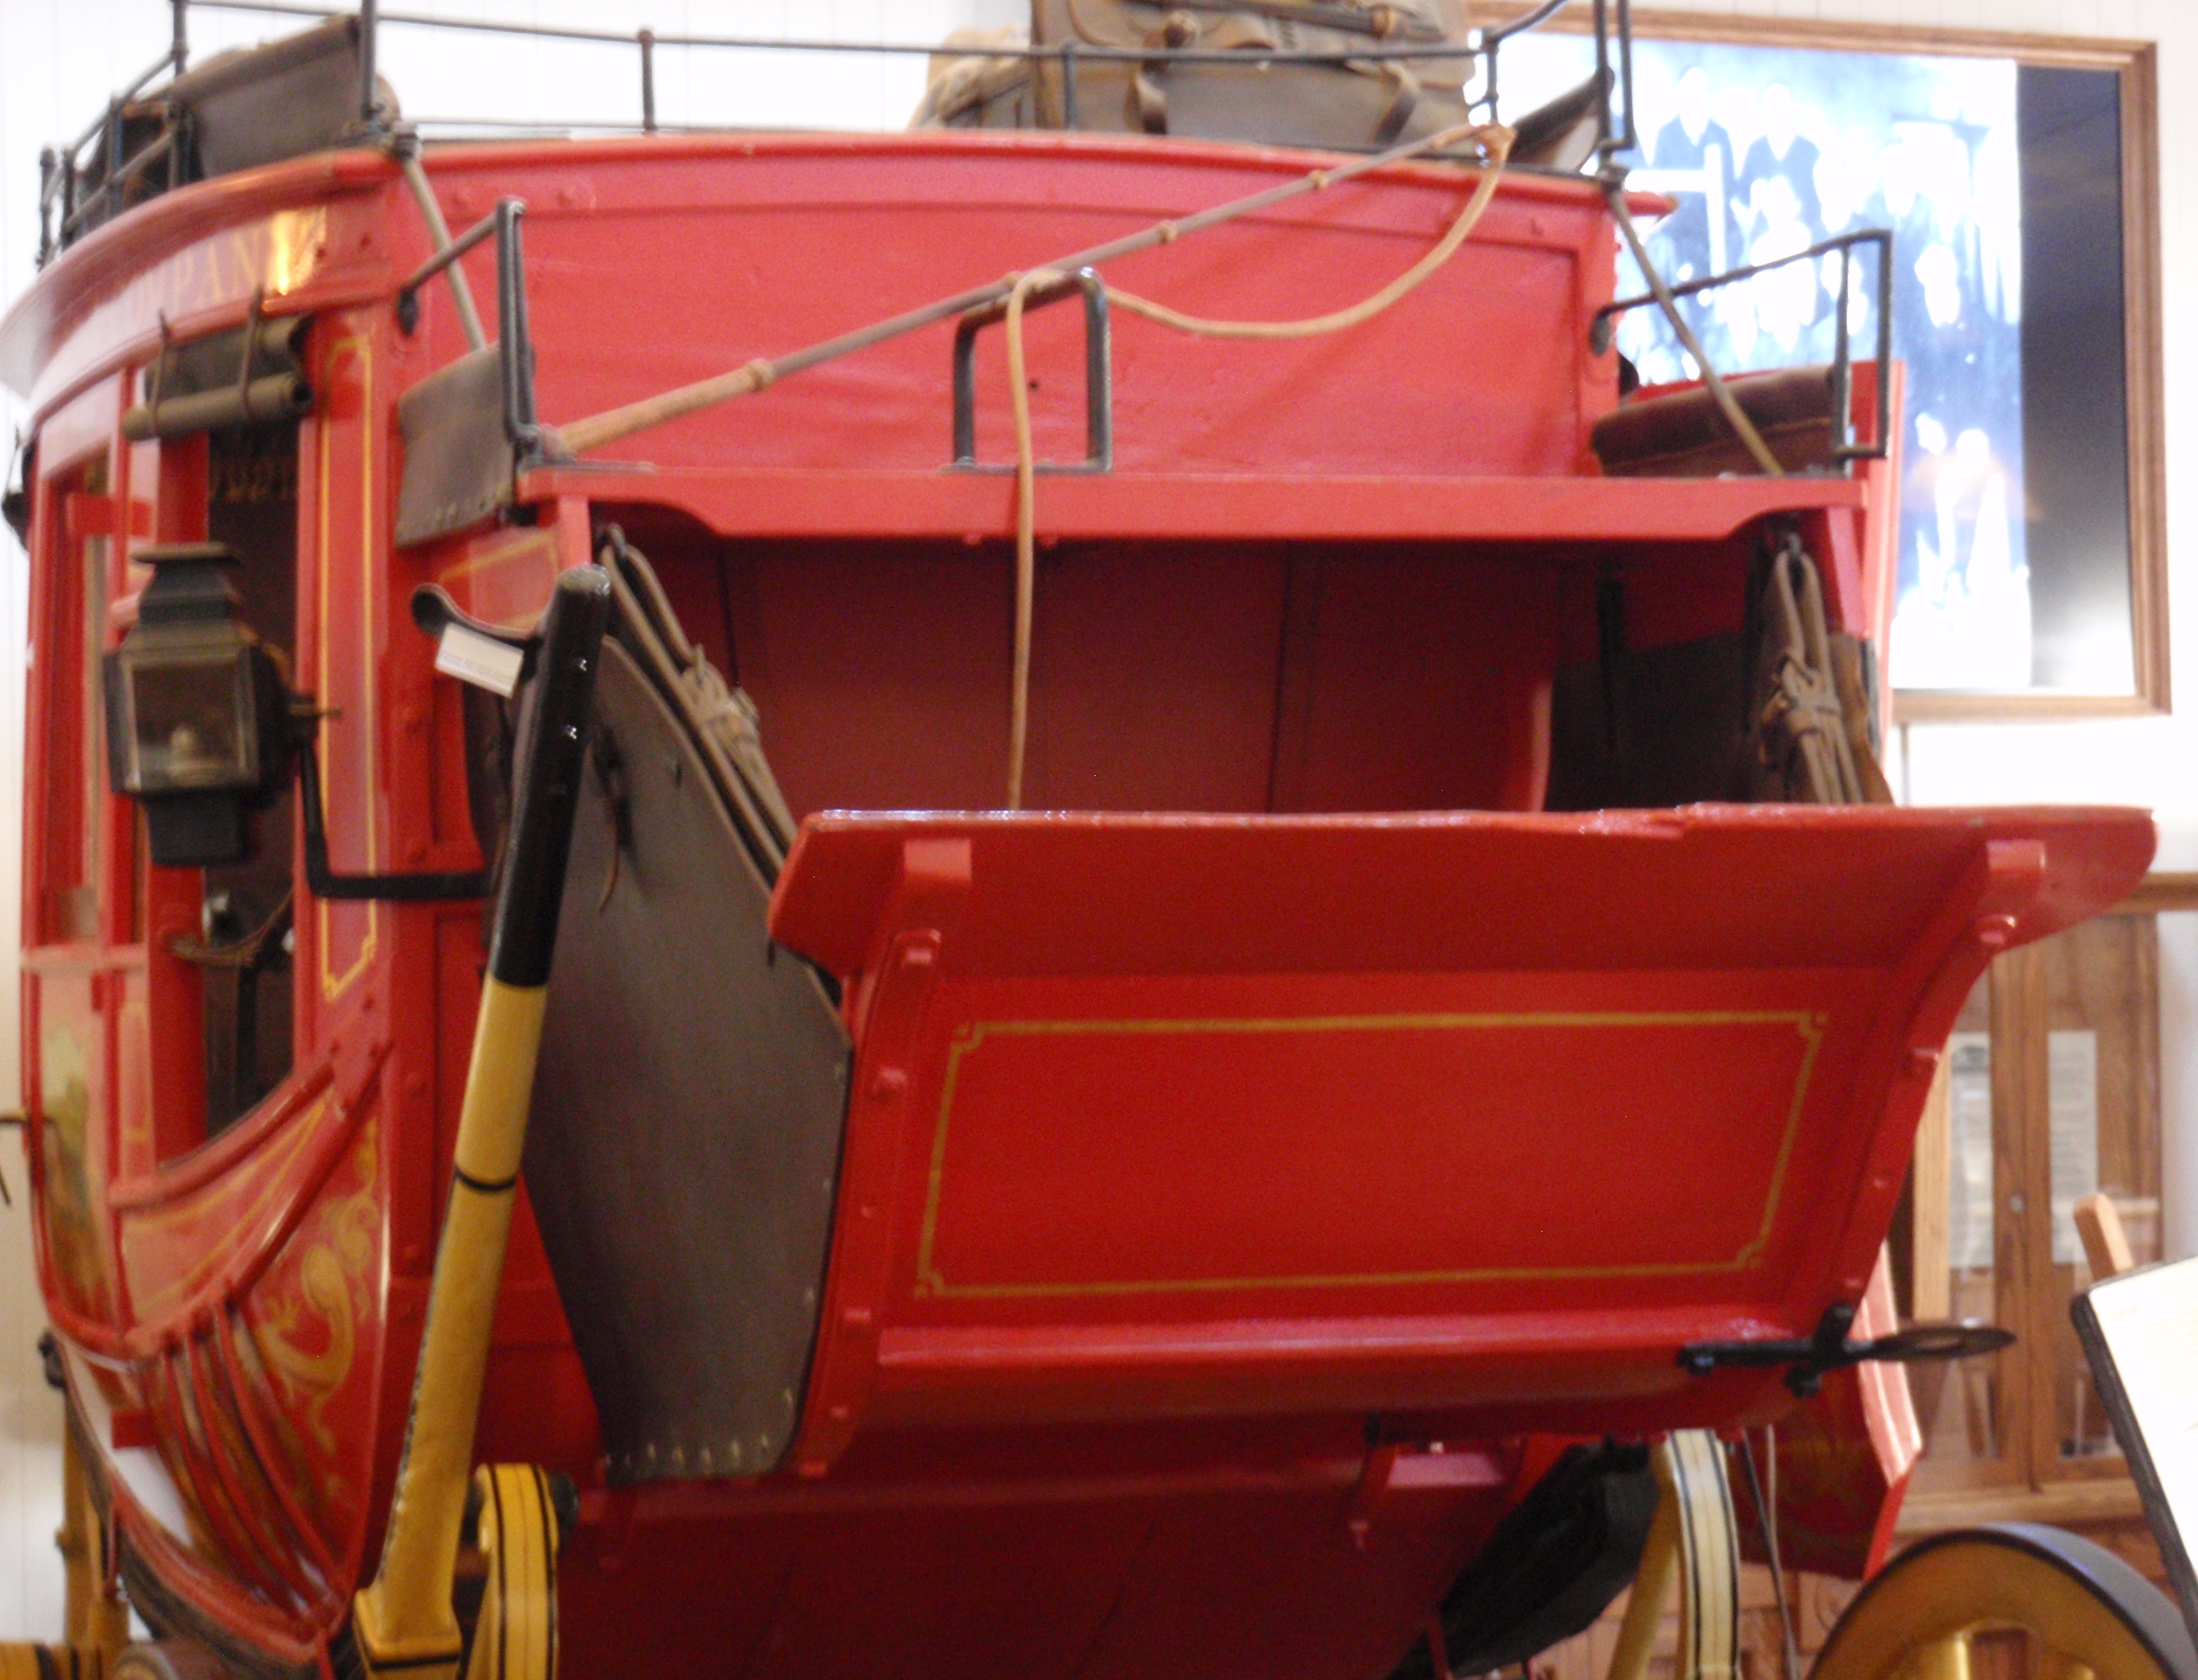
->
1898 873 2194 1535
1587 8 2168 720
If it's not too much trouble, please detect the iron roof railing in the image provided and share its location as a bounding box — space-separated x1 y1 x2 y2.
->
37 0 1635 265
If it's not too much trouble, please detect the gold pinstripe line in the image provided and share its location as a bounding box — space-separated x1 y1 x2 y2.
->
913 1009 1827 1298
316 331 379 1002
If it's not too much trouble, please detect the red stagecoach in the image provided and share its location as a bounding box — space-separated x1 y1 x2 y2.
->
0 5 2178 1680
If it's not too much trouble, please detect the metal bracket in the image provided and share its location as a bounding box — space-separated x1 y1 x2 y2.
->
1588 0 1636 165
298 644 492 903
951 267 1113 475
495 198 544 467
300 730 492 903
411 583 534 655
395 200 499 338
1679 1303 2014 1399
295 583 548 900
397 194 539 457
391 196 549 548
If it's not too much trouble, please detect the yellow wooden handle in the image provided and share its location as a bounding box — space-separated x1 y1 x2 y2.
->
352 979 548 1678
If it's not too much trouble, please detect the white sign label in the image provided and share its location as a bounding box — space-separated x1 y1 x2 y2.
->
435 621 524 698
2050 1028 2101 1267
1947 1031 1995 1271
2081 1255 2198 1588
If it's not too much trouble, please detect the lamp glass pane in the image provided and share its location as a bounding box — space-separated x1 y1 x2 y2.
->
126 650 253 790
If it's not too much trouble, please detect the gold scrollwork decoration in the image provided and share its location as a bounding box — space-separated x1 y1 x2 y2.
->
250 1128 379 1460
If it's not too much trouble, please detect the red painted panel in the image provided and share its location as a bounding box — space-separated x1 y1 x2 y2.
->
410 137 1608 481
733 540 1016 814
1019 544 1290 812
1286 551 1559 812
771 806 2149 1445
552 1445 1509 1680
747 1501 1150 1680
730 539 1297 816
0 117 2121 1678
1072 1482 1483 1680
914 987 1836 1297
689 536 1576 821
772 808 2149 982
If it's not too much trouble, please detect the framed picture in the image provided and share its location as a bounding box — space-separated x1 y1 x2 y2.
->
1498 11 2165 716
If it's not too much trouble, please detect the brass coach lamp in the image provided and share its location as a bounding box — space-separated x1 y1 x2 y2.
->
103 542 295 868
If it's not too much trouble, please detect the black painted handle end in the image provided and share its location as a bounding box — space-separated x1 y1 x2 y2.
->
488 566 611 988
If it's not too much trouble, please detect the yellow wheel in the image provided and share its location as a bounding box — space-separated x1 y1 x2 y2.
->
462 1464 561 1680
1814 1525 2197 1680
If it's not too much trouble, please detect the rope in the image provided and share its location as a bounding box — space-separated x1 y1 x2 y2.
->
1104 125 1510 339
999 125 1511 805
1758 533 1863 804
1003 270 1048 809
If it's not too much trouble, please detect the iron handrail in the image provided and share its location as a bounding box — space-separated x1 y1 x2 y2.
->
55 128 180 245
1590 227 1897 466
36 0 1629 261
186 0 1521 60
392 201 498 334
38 5 186 262
951 269 1114 475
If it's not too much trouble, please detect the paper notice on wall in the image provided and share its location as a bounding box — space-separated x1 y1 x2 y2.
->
2050 1029 2101 1266
1948 1031 1995 1271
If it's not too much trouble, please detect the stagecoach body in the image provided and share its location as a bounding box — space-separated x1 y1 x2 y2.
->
0 21 2157 1680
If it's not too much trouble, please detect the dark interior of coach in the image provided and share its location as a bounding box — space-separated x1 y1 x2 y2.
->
593 500 1861 828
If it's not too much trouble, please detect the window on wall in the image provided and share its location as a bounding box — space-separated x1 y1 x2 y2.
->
1497 19 2163 716
2017 67 2138 698
1893 908 2163 1511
